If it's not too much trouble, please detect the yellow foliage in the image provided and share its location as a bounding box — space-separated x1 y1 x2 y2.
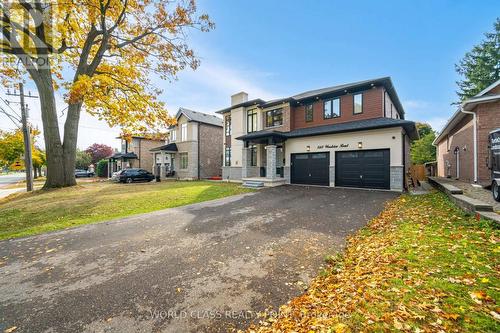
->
1 0 214 133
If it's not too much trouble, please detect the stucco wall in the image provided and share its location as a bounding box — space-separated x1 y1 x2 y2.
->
284 127 405 168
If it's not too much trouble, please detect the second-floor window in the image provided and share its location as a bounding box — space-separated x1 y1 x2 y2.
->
170 129 176 142
324 98 340 119
225 116 232 136
181 123 188 141
354 93 363 114
265 108 283 128
305 104 313 122
247 109 257 133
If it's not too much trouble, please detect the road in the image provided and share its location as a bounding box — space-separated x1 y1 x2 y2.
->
0 173 25 188
0 186 397 332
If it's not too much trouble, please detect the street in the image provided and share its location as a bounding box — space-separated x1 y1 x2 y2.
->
0 173 25 199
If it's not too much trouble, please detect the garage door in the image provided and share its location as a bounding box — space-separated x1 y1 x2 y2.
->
291 152 330 186
335 149 390 189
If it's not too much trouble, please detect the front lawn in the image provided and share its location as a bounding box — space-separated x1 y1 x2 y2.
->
248 192 499 332
0 181 252 240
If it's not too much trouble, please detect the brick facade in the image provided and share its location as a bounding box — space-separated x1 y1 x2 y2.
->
128 138 165 172
476 100 500 183
291 87 385 130
199 123 223 178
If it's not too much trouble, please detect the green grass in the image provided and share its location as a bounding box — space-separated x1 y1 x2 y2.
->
0 180 253 240
249 191 500 332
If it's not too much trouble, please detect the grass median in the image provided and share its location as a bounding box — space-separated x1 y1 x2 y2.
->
0 180 252 240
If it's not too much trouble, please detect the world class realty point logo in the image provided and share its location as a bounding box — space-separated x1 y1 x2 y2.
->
1 1 59 69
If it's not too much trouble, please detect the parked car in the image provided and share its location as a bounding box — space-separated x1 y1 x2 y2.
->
488 129 500 202
75 169 95 178
114 168 155 183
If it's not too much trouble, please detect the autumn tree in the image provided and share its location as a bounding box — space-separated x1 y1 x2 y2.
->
0 0 213 188
0 129 24 167
455 18 500 101
85 143 114 164
411 123 436 165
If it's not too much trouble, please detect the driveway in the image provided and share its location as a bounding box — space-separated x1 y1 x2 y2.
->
0 186 397 333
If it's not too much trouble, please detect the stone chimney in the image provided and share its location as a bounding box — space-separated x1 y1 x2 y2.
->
231 92 248 106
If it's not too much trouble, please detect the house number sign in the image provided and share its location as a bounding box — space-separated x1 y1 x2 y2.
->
317 143 349 149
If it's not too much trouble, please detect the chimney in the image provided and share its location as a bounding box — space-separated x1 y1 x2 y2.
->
231 92 248 106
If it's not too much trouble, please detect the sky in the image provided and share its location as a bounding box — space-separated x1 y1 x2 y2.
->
0 0 498 150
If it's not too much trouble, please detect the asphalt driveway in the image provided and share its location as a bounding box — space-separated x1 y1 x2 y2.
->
0 186 397 333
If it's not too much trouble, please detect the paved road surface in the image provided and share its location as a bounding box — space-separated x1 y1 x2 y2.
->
0 174 25 199
0 186 397 332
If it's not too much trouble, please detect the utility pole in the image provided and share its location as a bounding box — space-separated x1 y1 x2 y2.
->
7 83 38 192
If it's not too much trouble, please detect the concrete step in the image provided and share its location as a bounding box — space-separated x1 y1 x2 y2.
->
428 177 463 195
452 194 494 212
243 181 264 188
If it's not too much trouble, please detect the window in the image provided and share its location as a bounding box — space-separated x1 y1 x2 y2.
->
353 93 363 114
225 116 232 136
247 109 257 133
250 145 257 166
180 153 188 169
323 98 340 119
305 104 313 122
181 123 188 141
265 108 283 127
224 147 231 166
170 129 176 142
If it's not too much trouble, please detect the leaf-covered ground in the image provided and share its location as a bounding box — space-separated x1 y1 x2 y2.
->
247 191 499 332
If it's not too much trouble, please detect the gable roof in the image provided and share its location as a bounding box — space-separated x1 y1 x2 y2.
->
434 79 500 145
176 107 223 127
215 77 405 117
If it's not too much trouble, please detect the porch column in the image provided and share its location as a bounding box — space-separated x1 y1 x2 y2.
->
160 152 166 178
266 145 277 180
241 147 251 178
107 159 112 178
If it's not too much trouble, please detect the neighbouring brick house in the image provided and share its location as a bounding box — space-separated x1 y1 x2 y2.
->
216 77 418 191
150 108 223 179
108 135 165 176
434 79 500 186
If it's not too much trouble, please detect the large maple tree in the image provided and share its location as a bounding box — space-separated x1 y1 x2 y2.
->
0 0 213 188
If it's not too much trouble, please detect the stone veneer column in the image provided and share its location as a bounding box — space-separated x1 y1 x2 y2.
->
241 147 251 178
266 145 277 180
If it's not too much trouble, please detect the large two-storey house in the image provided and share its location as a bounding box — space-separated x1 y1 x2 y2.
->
216 77 418 191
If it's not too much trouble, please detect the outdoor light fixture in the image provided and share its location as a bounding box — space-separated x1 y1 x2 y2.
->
358 142 363 149
306 145 311 152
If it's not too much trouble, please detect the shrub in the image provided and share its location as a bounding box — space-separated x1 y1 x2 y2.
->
96 159 108 178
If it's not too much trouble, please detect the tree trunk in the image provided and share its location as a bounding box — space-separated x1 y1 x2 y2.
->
62 102 82 187
34 69 68 189
33 167 38 179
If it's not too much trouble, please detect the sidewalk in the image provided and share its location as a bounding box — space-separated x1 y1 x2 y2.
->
0 187 24 199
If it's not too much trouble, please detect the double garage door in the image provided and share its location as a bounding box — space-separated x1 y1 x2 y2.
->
291 149 390 189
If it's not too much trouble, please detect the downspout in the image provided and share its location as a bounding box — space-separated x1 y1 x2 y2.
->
460 108 478 183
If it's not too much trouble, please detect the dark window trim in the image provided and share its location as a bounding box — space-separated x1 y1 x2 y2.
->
305 103 313 122
225 147 231 166
225 116 232 136
265 108 283 128
323 97 341 119
353 93 363 115
247 109 258 133
250 145 257 167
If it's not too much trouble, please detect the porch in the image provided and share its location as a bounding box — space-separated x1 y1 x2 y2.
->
238 131 288 187
150 143 178 179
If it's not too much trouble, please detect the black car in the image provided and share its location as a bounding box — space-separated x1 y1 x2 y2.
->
116 168 155 183
75 169 95 178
